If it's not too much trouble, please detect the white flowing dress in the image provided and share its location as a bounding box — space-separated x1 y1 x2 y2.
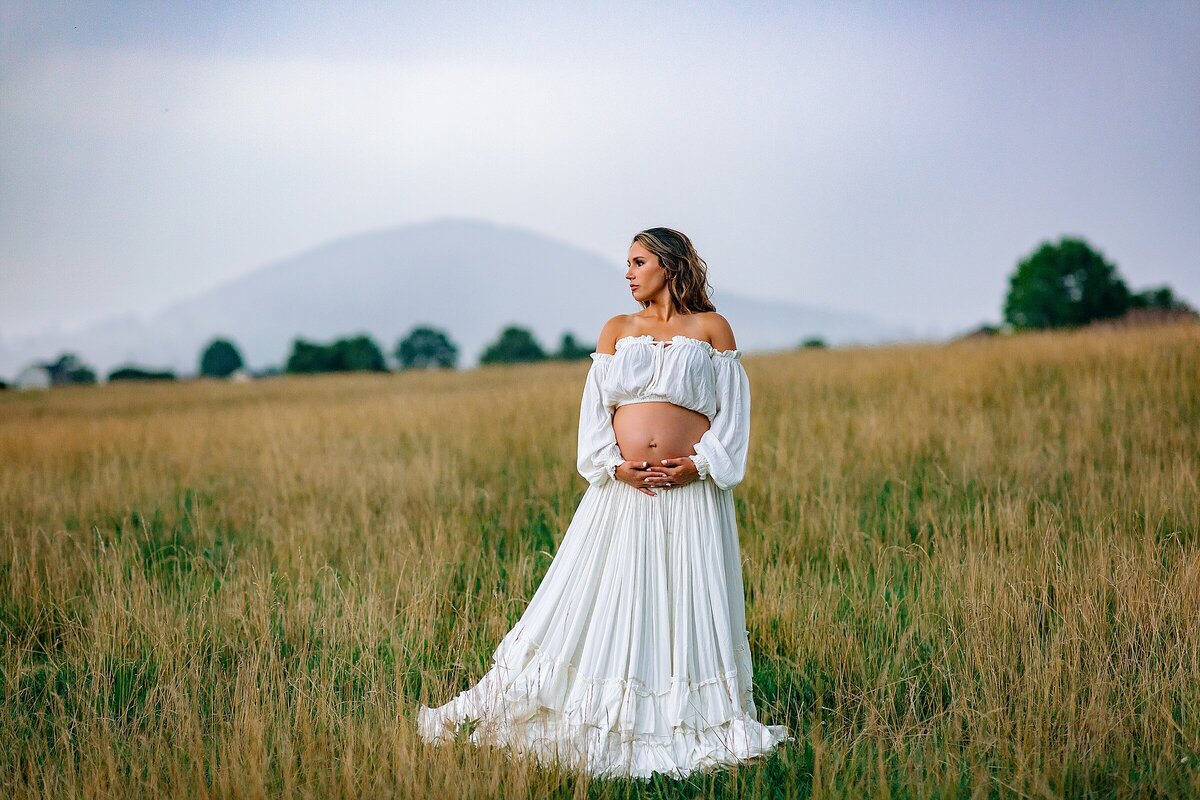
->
417 334 791 779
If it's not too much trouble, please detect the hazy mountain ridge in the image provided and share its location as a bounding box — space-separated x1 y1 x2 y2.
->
0 218 912 379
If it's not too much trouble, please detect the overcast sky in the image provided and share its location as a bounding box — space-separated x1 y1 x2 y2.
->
2 1 1198 342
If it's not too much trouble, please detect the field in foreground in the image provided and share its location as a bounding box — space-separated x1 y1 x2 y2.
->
1 323 1198 799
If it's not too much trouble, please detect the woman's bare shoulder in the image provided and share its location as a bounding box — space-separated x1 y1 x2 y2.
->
594 314 632 355
697 311 737 351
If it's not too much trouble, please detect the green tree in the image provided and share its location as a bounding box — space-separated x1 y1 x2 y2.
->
285 334 387 374
479 325 546 365
394 325 458 369
1003 237 1132 329
332 334 387 372
47 352 96 385
199 337 245 378
286 339 329 374
108 365 176 382
1130 285 1194 312
553 332 593 360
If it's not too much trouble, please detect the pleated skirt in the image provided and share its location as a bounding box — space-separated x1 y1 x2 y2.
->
417 475 792 780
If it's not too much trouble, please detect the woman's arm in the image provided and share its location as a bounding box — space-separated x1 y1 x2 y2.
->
690 351 750 490
691 313 750 490
576 315 627 486
577 352 625 485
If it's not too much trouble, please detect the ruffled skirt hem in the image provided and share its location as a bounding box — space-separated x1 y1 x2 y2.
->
417 700 792 780
417 476 792 779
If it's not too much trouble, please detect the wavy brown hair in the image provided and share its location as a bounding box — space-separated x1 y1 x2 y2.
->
631 227 717 314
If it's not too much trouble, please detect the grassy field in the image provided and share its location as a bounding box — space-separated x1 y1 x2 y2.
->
2 322 1198 799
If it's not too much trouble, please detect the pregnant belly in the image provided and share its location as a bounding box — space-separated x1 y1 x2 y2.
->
612 402 711 465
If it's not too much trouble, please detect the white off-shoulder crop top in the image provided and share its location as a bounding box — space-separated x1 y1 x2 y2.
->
577 334 751 491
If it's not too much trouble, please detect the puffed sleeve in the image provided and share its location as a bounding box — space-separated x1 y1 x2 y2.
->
577 353 625 486
690 350 751 490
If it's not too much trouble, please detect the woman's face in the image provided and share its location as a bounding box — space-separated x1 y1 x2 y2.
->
626 241 667 304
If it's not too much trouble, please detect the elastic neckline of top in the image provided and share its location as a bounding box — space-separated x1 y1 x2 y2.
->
589 334 742 360
616 334 715 354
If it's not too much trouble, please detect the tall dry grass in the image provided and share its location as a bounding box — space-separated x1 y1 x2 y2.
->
1 322 1197 799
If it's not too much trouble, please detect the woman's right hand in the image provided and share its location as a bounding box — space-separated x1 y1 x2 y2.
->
615 460 669 496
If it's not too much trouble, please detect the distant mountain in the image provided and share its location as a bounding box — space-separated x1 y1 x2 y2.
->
0 217 912 379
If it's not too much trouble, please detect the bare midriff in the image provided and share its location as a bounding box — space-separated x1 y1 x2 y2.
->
612 402 711 465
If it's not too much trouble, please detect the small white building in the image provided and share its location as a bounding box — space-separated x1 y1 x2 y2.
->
14 364 52 390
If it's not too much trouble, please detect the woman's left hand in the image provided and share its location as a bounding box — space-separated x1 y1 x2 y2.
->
640 457 700 489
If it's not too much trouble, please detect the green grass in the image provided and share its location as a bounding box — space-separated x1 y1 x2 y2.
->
1 322 1197 798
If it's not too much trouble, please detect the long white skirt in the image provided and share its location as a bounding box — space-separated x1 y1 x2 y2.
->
417 475 792 780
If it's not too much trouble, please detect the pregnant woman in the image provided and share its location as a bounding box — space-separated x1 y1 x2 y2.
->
418 227 791 779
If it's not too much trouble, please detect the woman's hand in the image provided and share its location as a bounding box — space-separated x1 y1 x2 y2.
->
615 460 670 496
634 457 700 493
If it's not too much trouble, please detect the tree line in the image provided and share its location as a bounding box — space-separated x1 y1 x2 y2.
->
4 235 1191 389
5 325 599 387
